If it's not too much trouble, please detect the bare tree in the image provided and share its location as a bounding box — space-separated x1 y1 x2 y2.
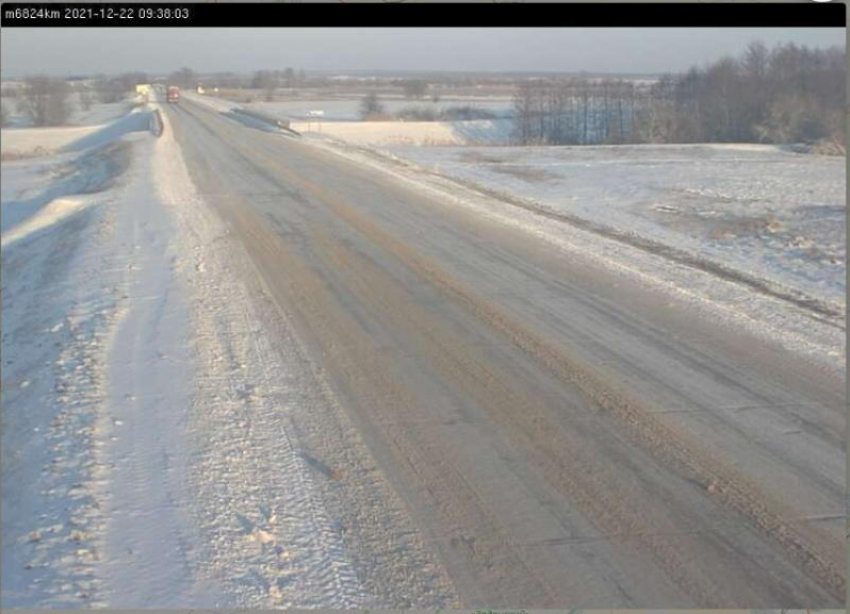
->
360 91 385 119
250 70 279 101
79 88 94 112
169 67 197 89
512 80 536 144
402 79 428 100
94 75 135 104
508 40 844 151
18 76 71 127
251 70 270 89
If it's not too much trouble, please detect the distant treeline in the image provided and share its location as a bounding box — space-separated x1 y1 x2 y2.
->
1 72 148 127
513 42 846 152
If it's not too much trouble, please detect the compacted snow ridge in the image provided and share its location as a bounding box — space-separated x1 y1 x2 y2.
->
151 108 368 607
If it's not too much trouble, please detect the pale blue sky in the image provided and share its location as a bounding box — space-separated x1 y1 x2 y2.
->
1 28 844 77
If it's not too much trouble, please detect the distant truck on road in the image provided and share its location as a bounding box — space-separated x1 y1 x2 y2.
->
167 86 180 104
135 83 152 102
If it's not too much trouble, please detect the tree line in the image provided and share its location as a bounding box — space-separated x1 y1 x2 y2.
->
1 73 148 127
513 42 846 152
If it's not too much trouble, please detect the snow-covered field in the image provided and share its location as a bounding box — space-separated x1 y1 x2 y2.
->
383 143 846 309
291 118 513 146
1 94 133 130
245 96 513 122
1 98 142 157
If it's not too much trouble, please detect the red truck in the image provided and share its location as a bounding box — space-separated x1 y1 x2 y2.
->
166 86 180 104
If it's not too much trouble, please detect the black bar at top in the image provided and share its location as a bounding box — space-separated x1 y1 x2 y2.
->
0 2 845 28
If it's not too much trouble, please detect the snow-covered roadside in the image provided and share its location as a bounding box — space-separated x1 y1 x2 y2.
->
0 117 342 607
302 136 845 371
1 110 223 607
1 133 137 607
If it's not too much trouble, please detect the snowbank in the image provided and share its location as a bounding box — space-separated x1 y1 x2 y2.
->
2 139 132 238
61 110 151 152
1 102 164 607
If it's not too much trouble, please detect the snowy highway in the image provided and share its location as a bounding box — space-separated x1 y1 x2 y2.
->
164 98 845 607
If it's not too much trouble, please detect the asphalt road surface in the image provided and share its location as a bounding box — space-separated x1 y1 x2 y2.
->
166 99 845 608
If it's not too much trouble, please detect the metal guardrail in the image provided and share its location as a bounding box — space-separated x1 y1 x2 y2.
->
231 107 290 130
149 109 165 137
